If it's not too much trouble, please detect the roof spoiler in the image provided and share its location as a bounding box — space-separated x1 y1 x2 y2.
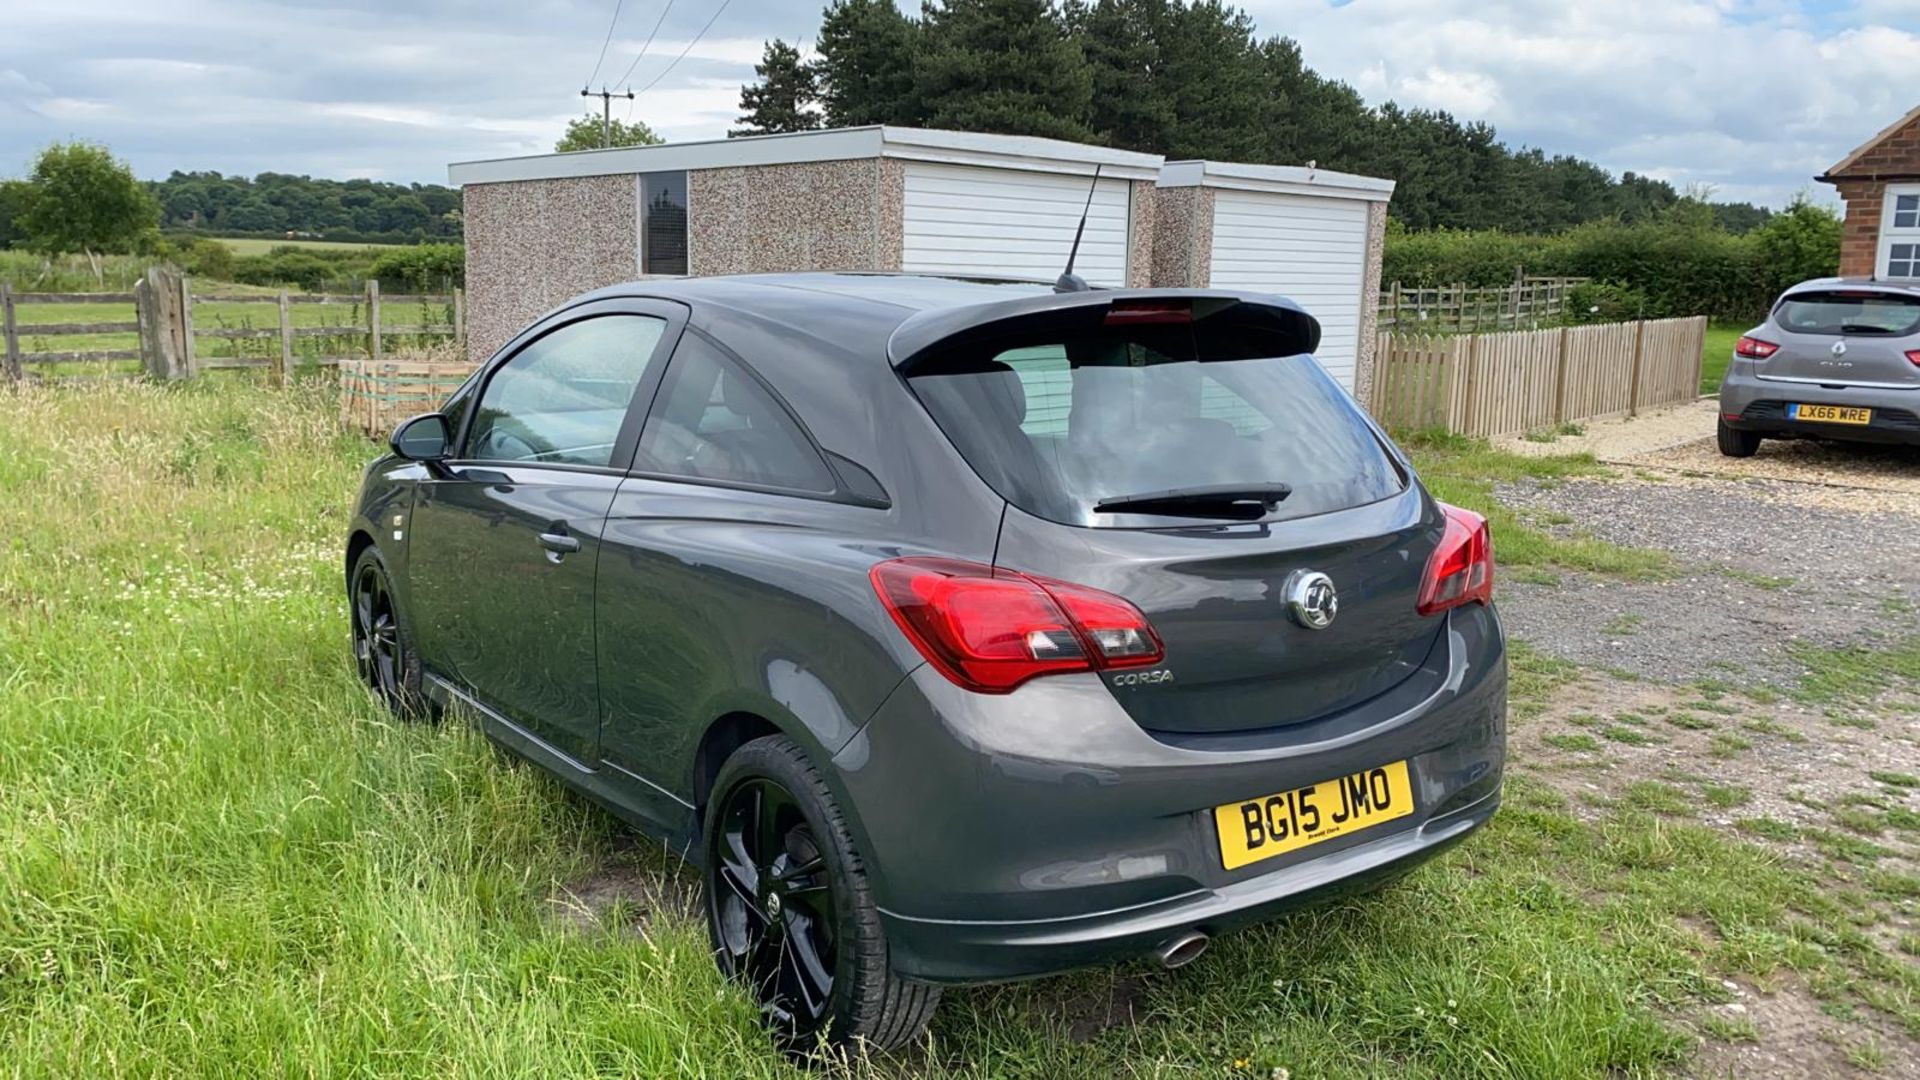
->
886 289 1322 372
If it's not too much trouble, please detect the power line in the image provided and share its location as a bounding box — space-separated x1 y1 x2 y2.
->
633 0 735 96
582 0 626 90
612 0 677 89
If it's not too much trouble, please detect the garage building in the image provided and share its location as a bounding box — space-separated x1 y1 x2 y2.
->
450 126 1392 396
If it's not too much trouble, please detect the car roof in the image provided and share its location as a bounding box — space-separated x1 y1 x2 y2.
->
576 271 1055 320
1783 277 1920 297
568 271 1318 368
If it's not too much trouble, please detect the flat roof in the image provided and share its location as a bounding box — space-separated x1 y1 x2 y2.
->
1157 159 1394 202
448 125 1166 186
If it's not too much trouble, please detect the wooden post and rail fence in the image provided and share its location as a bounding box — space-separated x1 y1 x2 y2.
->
1369 316 1708 438
0 267 463 387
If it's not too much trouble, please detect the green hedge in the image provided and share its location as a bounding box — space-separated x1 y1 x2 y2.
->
1384 200 1841 321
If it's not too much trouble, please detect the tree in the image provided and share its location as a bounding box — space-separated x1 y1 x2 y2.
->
1067 0 1176 154
19 142 159 281
0 179 33 249
916 0 1093 142
1154 1 1266 161
733 39 824 136
815 0 923 126
554 111 663 153
1752 194 1841 295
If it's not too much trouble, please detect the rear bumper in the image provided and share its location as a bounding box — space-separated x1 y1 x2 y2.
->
1720 369 1920 445
830 604 1507 984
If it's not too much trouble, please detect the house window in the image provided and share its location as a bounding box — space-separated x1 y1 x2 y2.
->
1896 193 1920 230
1890 243 1918 280
1883 185 1920 280
641 171 688 276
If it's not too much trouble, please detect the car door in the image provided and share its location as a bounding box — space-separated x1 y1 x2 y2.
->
594 328 867 807
409 299 685 763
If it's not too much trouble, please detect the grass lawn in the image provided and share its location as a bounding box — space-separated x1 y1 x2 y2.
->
215 237 403 255
1 379 1912 1076
1699 322 1747 395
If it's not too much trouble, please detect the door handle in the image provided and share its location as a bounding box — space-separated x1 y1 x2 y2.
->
538 532 581 555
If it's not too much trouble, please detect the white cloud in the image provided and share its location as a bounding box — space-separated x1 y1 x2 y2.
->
1238 0 1920 206
0 0 1911 210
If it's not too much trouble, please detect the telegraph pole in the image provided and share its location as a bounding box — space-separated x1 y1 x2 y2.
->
580 87 634 148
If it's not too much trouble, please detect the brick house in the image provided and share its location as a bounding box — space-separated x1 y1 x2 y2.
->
1819 103 1920 280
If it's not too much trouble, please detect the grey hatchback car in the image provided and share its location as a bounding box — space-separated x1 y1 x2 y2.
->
1718 278 1920 456
345 273 1507 1050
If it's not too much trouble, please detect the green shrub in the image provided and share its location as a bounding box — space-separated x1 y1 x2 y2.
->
1384 200 1842 323
1566 281 1649 322
367 243 464 291
178 237 235 280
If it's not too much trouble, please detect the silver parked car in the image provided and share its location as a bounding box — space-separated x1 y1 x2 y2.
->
1718 278 1920 457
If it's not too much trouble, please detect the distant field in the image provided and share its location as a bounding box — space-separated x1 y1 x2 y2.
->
214 237 402 255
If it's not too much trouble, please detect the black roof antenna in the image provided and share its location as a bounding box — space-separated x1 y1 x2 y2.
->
1053 164 1102 293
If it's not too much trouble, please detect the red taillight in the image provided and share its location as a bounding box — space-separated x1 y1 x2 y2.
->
1906 349 1920 367
1735 336 1779 360
1417 504 1494 617
869 557 1164 693
1104 300 1192 325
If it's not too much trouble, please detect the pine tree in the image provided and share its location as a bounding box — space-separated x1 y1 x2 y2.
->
1067 0 1176 154
1154 1 1266 162
732 40 824 136
916 0 1093 142
815 0 923 127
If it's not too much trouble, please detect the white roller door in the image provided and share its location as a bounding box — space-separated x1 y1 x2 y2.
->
902 162 1131 286
1207 189 1369 390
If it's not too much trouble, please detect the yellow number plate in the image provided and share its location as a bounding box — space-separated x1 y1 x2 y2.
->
1791 404 1871 425
1213 761 1415 871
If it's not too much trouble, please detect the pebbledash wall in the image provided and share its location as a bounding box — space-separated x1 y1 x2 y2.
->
450 125 1394 394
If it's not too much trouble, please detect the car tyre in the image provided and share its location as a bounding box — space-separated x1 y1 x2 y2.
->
1716 417 1761 458
703 734 940 1054
349 546 431 719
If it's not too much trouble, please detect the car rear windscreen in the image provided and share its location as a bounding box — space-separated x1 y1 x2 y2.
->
907 321 1404 527
1775 291 1920 337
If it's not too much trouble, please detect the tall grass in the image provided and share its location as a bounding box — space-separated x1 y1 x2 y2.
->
0 379 793 1077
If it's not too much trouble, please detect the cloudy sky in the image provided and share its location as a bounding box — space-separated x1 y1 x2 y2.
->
3 0 1916 208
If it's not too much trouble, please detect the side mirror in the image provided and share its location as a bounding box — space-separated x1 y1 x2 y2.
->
390 412 451 462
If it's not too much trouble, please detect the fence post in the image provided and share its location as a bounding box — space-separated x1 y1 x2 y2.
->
177 275 197 378
1 282 20 382
276 290 293 388
452 286 465 354
1626 319 1647 417
367 279 383 362
1552 326 1571 425
1689 316 1706 398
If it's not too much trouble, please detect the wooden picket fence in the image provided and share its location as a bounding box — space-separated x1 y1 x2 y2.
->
1369 316 1707 438
0 267 461 386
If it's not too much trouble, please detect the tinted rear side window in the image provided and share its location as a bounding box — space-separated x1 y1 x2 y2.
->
908 325 1402 526
1776 291 1920 336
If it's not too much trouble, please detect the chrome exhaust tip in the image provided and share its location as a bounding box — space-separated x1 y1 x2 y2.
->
1153 930 1209 969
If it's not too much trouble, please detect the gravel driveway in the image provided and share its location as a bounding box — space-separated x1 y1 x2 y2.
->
1497 471 1920 686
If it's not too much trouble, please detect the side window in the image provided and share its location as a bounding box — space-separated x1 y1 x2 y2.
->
635 334 835 492
465 315 666 467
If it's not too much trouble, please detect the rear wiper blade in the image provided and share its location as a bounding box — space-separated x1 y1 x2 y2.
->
1094 483 1292 519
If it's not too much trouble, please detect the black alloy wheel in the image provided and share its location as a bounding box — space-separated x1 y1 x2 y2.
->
352 561 402 701
708 776 839 1036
